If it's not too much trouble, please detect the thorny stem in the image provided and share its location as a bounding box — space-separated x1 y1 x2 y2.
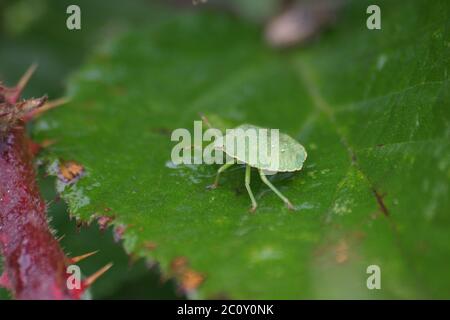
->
0 126 77 299
0 68 81 299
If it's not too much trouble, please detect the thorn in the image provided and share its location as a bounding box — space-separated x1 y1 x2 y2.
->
16 63 38 92
69 250 99 264
9 63 38 103
28 138 55 156
206 183 218 190
40 138 56 148
56 234 66 242
82 263 113 288
12 125 24 131
199 113 212 129
23 97 68 121
17 96 48 115
286 201 295 211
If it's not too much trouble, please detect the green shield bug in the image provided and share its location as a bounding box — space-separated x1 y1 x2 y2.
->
202 115 307 212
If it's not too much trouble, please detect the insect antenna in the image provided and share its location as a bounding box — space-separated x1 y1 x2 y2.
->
198 112 213 129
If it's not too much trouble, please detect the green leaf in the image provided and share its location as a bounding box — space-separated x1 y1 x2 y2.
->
34 0 450 298
38 173 178 299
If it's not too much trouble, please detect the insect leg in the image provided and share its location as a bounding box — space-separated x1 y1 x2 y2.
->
245 165 258 212
207 162 234 189
259 169 294 210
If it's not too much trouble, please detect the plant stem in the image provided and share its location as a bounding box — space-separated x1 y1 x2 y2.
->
0 125 75 299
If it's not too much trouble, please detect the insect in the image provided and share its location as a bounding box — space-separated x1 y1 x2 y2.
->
203 116 307 212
